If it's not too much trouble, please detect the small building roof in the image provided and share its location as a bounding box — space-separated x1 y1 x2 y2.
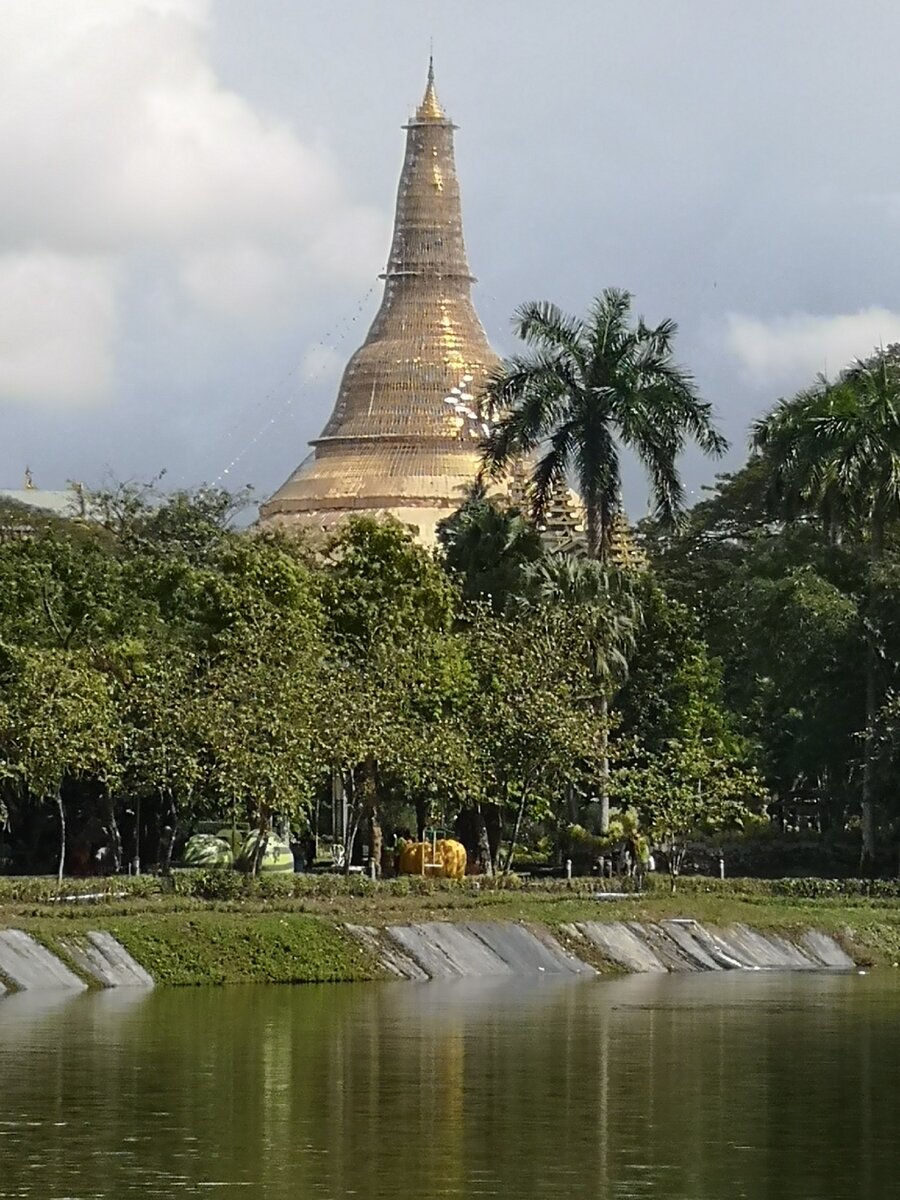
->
0 489 84 517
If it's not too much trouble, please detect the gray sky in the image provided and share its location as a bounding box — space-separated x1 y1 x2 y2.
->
4 0 900 515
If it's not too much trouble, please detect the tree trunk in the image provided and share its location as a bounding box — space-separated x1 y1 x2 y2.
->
342 769 359 875
368 809 382 880
598 693 610 834
362 757 381 879
56 787 66 886
861 520 884 875
344 809 363 875
104 793 122 874
475 803 493 876
586 502 601 560
132 794 141 876
483 803 502 872
252 809 271 876
159 790 178 876
861 645 878 875
415 796 428 842
503 791 529 873
565 782 578 824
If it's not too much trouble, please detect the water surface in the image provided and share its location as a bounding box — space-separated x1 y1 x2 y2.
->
0 970 896 1198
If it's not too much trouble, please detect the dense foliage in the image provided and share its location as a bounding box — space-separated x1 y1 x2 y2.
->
0 475 759 881
5 304 900 881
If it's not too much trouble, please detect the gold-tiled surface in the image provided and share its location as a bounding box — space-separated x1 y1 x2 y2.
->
260 66 501 537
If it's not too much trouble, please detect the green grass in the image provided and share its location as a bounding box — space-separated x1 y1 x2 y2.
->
5 874 900 984
14 912 383 987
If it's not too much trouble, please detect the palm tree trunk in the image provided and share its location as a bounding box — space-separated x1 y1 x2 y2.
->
862 655 877 875
586 502 601 560
861 520 883 875
598 693 610 834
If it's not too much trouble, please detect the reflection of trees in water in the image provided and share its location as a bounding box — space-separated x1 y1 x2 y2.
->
0 975 895 1198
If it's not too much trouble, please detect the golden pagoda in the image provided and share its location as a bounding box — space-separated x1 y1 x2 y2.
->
259 62 501 545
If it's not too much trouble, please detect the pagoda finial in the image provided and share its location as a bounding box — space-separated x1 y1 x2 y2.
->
416 53 445 122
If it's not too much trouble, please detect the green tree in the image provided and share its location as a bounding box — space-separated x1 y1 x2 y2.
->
752 353 900 869
463 607 602 872
436 488 544 613
641 476 868 844
200 538 326 871
613 738 764 890
0 646 120 882
520 554 638 831
318 518 459 874
481 289 727 558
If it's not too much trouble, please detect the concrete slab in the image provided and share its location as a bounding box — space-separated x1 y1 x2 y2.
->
385 925 461 979
660 920 723 970
415 922 513 977
55 932 154 989
364 920 854 983
345 924 429 980
0 930 87 991
723 925 816 970
632 923 697 972
467 921 593 976
575 921 667 973
799 929 855 970
765 931 819 969
683 924 750 970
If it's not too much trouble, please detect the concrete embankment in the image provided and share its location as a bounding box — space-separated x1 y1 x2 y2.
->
0 929 152 993
0 918 856 993
345 919 856 980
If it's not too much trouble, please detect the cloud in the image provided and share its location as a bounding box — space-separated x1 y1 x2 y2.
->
0 253 117 403
0 0 385 404
726 308 900 388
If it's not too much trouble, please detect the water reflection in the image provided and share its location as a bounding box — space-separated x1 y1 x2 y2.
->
0 972 897 1198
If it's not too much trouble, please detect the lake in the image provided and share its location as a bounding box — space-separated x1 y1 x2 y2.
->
0 970 895 1198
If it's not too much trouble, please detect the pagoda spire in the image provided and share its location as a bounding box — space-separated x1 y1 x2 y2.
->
260 66 499 546
416 55 445 122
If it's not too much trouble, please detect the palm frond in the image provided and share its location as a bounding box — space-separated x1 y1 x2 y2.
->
513 301 587 371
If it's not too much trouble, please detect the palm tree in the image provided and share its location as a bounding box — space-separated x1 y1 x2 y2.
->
753 353 900 872
481 289 728 559
521 554 639 831
436 485 544 613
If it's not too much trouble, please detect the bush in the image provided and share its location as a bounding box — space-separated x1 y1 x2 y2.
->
641 873 900 901
0 875 170 904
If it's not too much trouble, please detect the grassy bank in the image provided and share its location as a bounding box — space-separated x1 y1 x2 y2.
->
4 874 900 984
27 912 383 987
